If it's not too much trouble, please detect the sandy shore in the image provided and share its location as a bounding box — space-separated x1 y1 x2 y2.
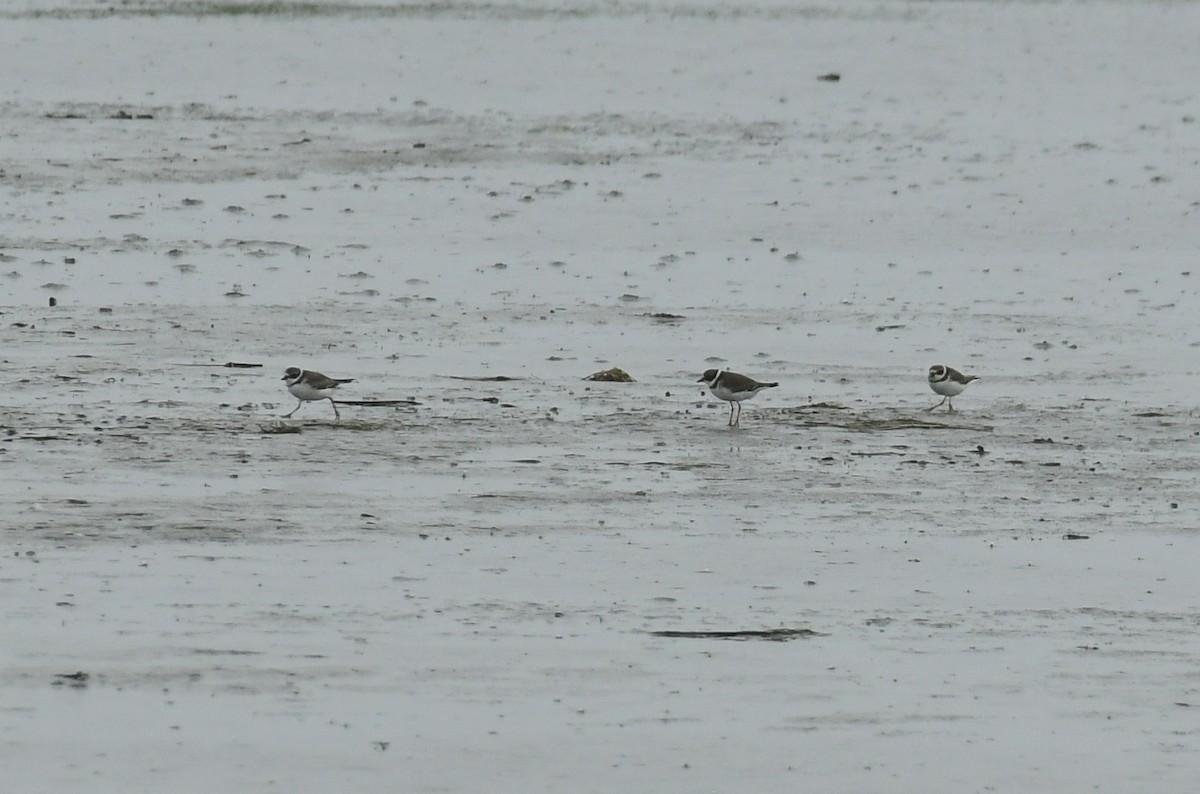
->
3 1 1200 791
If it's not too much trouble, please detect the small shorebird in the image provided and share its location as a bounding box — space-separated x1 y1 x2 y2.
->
281 367 354 420
697 368 779 427
927 364 977 413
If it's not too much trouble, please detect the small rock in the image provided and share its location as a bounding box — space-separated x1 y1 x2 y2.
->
585 367 635 383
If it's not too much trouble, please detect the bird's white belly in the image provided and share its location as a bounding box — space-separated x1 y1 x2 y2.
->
710 385 758 402
930 379 967 397
288 383 334 401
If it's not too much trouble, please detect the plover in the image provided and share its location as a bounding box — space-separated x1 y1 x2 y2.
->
927 364 977 413
697 368 779 427
281 367 354 420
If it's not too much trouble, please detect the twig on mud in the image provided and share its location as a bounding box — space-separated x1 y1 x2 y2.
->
786 402 849 411
442 374 523 381
332 399 421 407
174 361 263 368
650 628 823 641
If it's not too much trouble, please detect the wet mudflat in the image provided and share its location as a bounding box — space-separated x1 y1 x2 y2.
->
3 1 1200 791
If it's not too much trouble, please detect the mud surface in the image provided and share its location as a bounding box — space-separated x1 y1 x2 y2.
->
3 1 1200 792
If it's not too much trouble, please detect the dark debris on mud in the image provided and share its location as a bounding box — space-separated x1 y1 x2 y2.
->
650 628 823 641
776 404 993 433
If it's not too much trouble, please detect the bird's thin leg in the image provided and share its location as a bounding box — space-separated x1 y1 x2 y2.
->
927 396 947 412
947 399 955 414
284 400 303 418
726 402 734 426
330 398 341 420
733 401 742 428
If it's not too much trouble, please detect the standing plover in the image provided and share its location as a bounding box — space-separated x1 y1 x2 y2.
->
927 364 977 413
697 368 779 427
281 367 354 420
